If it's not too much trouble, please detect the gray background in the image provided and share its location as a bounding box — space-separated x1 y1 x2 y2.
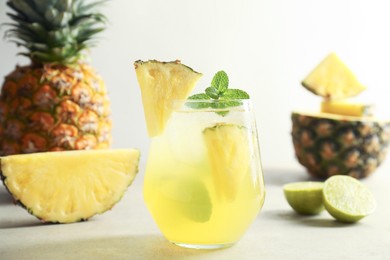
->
1 0 390 169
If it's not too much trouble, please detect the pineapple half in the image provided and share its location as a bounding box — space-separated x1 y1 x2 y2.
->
0 0 112 156
294 53 389 179
134 60 202 137
292 112 390 179
0 149 140 223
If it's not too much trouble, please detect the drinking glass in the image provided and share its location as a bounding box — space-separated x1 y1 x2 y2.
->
143 99 265 249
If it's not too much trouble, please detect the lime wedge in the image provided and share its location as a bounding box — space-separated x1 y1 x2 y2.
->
283 182 325 215
323 175 376 223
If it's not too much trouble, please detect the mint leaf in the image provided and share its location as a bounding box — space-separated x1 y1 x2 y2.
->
212 99 241 108
188 93 210 100
215 111 229 116
222 89 250 99
210 103 230 116
211 71 229 94
205 87 220 99
186 101 211 109
187 94 211 109
186 70 250 116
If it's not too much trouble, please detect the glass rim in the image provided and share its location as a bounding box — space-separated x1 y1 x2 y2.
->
177 98 252 102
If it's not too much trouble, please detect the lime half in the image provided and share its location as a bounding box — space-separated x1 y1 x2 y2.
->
323 175 376 223
283 182 325 215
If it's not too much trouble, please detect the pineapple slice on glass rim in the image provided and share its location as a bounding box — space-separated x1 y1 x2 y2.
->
134 60 202 137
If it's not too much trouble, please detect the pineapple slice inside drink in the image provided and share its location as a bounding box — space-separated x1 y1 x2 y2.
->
134 60 202 137
302 53 366 99
203 123 250 201
321 100 374 117
1 149 140 223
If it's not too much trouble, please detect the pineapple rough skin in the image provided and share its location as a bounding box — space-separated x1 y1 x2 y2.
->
0 0 112 155
291 112 390 179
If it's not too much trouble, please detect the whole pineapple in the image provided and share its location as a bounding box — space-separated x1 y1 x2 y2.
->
0 0 112 156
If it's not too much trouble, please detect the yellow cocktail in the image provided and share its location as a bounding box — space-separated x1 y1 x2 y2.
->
134 61 265 249
144 99 265 249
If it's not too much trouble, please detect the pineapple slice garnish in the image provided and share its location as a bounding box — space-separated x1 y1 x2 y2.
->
203 123 250 201
302 53 366 99
321 100 374 117
134 60 202 137
1 149 140 223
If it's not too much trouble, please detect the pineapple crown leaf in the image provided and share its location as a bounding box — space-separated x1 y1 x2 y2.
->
6 0 44 23
31 0 68 14
77 0 109 14
4 0 108 65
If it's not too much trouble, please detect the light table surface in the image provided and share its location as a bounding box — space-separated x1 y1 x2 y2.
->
1 163 390 259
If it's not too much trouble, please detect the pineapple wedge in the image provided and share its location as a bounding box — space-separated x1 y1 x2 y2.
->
302 53 366 99
0 149 140 223
134 60 202 137
203 123 250 201
321 100 374 117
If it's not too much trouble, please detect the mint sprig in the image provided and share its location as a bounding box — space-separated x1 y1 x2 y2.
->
187 71 249 115
211 70 229 94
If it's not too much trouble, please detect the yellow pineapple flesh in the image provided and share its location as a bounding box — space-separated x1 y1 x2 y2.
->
321 100 374 117
302 53 366 99
1 149 140 223
134 60 202 137
203 123 250 201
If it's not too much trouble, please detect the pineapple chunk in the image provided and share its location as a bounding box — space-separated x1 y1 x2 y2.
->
1 149 140 223
302 53 366 99
134 60 202 137
321 100 374 117
203 123 250 201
